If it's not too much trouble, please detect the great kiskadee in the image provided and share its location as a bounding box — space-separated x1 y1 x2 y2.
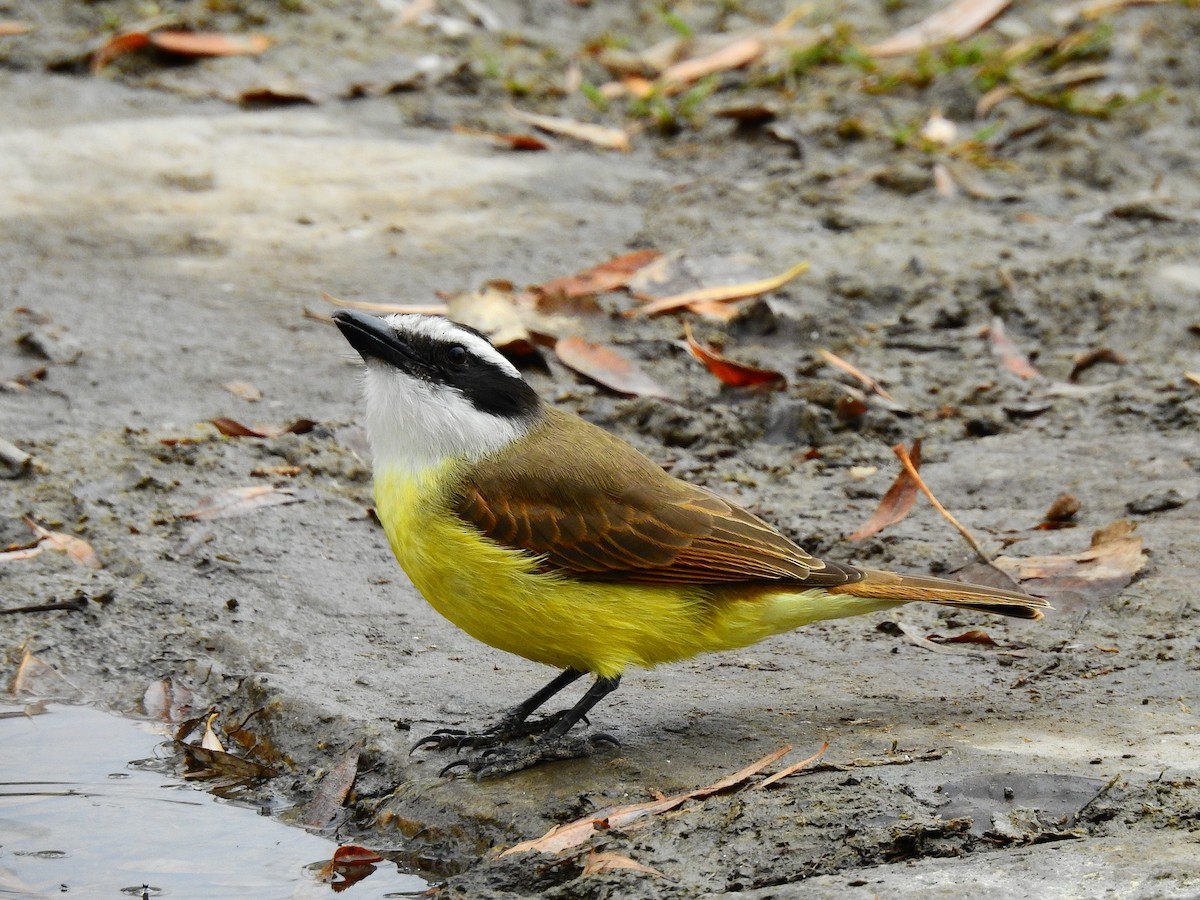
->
333 310 1048 777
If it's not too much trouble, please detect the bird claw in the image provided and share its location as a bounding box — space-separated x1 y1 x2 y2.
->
411 709 576 756
441 732 621 779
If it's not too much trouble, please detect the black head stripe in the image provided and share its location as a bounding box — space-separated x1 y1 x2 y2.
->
445 356 540 420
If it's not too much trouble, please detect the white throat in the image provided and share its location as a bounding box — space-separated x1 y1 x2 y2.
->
361 362 528 475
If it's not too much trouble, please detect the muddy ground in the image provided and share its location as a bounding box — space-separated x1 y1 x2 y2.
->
2 1 1199 897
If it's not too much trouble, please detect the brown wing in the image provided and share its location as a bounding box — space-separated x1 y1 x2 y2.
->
452 407 861 588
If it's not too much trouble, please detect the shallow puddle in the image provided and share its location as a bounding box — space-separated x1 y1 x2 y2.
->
0 703 430 898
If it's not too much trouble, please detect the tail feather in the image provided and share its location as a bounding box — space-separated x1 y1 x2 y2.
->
831 568 1049 620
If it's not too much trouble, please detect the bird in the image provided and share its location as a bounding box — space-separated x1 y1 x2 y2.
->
332 309 1048 777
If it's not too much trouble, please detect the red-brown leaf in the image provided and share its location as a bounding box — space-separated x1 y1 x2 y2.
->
534 250 662 303
683 323 785 390
988 317 1041 379
147 30 272 58
554 337 670 399
846 440 922 541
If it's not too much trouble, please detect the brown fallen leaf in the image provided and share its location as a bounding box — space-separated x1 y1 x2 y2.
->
658 35 765 94
891 621 1028 656
148 30 271 57
221 380 262 402
1036 493 1080 530
446 283 541 356
142 678 195 723
92 29 270 72
847 440 922 541
176 741 279 783
554 337 671 400
1186 371 1200 389
316 844 385 887
756 742 829 788
683 322 785 390
0 20 33 36
865 0 1012 57
201 712 225 752
629 260 809 318
1068 347 1127 383
11 649 83 700
24 518 102 569
531 250 663 307
929 628 999 646
892 443 992 563
508 106 630 152
0 545 45 563
988 317 1041 380
992 520 1147 602
301 745 361 828
502 745 792 856
210 417 317 439
452 125 551 151
180 485 304 520
582 851 666 878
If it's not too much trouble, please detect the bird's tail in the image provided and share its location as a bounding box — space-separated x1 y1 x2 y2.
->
830 568 1049 620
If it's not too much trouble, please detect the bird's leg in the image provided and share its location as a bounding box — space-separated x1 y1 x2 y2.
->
412 668 586 753
444 675 622 778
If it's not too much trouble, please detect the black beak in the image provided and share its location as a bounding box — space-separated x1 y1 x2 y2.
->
332 310 424 376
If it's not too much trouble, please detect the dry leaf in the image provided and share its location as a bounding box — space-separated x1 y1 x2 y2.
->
1037 493 1081 530
0 545 44 563
931 628 998 648
658 36 765 93
1186 371 1200 389
11 649 83 700
201 712 225 752
453 125 551 151
447 283 540 355
1068 347 1127 382
532 250 662 306
629 261 808 318
847 440 922 541
0 20 33 35
177 741 279 782
180 485 304 520
508 106 630 152
503 745 792 856
221 380 262 402
554 337 670 399
891 621 1027 656
92 29 269 72
756 742 829 788
24 518 102 569
582 851 665 878
301 745 361 828
148 30 271 57
865 0 1012 57
988 317 1041 379
143 678 195 723
992 520 1147 601
210 417 317 438
332 845 384 867
683 323 785 390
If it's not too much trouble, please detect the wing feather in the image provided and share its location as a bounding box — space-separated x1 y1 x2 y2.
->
452 408 862 588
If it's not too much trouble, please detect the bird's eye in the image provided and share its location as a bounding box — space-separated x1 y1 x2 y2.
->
446 344 469 368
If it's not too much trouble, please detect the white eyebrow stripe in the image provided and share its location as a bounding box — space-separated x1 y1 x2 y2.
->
381 314 521 379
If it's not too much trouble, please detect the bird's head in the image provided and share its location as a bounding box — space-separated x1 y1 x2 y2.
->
333 310 541 472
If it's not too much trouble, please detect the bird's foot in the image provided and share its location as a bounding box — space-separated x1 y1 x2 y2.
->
411 709 577 754
440 732 620 778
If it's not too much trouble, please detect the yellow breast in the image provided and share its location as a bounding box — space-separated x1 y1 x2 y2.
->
373 462 882 678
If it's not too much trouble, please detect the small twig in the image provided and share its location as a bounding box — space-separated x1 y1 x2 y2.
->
1009 658 1061 689
893 444 991 564
1065 773 1121 828
0 597 89 615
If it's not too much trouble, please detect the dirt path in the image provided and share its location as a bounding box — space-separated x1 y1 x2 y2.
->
2 2 1198 896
